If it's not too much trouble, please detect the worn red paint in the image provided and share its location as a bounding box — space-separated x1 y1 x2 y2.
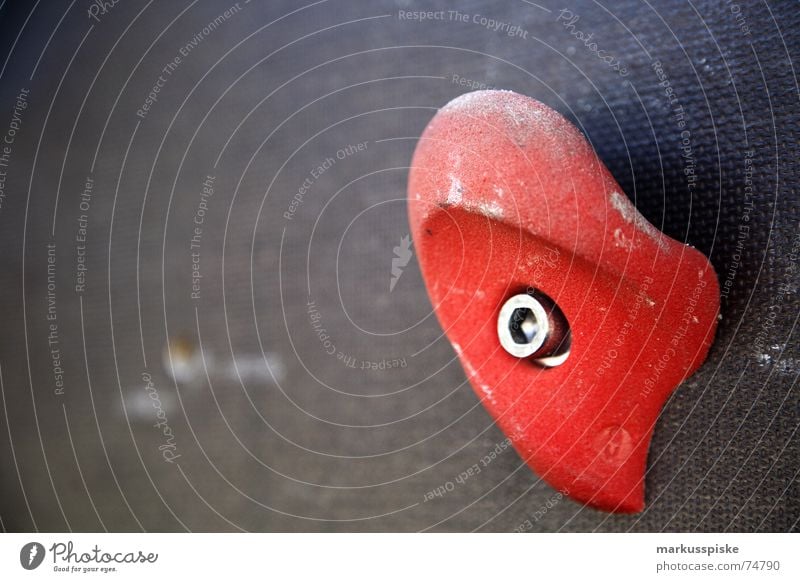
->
408 90 719 513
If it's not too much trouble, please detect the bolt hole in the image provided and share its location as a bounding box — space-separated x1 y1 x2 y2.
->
497 290 571 366
509 308 540 345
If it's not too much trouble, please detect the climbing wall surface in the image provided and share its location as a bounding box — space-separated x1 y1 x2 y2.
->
0 0 797 532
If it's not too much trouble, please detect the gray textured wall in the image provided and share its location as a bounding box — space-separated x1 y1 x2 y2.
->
0 0 797 532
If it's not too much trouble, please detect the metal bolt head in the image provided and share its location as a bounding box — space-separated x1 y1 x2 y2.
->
497 291 571 366
497 294 550 358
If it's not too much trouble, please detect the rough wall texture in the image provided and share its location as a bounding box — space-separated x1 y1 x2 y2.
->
0 0 797 531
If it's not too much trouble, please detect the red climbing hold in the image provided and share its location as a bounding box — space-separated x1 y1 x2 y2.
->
408 90 719 513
